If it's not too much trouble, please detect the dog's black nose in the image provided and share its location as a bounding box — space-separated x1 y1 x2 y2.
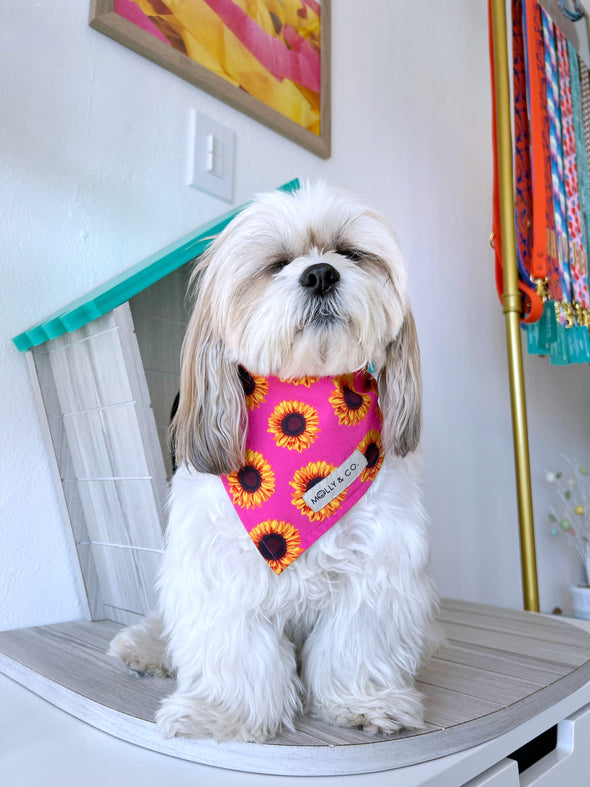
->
299 263 340 296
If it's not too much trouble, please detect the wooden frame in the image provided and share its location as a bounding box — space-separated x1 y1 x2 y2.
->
89 1 330 158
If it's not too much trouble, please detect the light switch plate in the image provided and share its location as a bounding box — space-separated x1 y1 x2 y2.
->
187 110 235 203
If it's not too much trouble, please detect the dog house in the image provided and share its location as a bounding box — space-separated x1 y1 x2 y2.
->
12 181 301 625
4 179 590 782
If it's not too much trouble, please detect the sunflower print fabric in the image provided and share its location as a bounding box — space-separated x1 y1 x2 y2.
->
248 520 303 574
268 400 320 452
238 367 268 410
329 374 373 426
221 370 383 574
357 430 384 483
226 450 275 509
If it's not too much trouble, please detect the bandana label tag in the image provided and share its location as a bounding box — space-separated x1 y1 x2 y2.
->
302 449 368 513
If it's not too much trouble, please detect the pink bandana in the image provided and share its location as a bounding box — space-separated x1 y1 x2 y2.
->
222 369 384 574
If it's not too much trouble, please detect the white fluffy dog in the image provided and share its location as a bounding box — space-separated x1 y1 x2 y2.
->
110 181 437 743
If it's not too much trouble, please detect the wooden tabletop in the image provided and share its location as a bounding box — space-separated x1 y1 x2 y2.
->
1 599 590 777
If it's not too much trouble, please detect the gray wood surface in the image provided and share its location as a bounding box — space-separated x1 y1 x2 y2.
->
1 601 590 776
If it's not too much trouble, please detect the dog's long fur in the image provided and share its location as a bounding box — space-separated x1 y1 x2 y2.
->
110 181 438 742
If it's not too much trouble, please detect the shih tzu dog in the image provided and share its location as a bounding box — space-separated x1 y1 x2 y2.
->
110 181 437 743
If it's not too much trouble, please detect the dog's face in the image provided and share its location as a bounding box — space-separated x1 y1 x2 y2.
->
196 181 409 379
173 182 421 474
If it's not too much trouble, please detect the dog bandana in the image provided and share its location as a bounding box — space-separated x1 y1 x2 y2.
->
221 369 384 574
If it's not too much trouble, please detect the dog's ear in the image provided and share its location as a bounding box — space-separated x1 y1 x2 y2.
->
378 311 422 457
169 265 246 476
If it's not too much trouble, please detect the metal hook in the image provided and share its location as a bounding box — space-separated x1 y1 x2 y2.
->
558 0 585 22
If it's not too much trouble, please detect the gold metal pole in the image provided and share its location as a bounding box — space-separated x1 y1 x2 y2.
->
490 0 540 612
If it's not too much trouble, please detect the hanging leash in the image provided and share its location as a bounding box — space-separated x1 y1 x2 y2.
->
557 31 590 308
489 0 544 323
541 8 574 301
558 0 585 22
520 0 560 298
490 0 590 362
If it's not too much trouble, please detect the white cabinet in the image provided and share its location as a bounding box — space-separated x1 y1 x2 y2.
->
520 702 590 786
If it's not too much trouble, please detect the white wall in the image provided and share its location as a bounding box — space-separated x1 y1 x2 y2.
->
1 0 589 631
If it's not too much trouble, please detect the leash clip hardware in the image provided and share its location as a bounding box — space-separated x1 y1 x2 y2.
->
562 301 576 329
532 276 549 303
574 301 589 327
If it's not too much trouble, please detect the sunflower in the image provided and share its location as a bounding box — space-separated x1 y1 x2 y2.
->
268 400 320 452
357 430 384 482
279 376 320 387
290 460 346 521
249 520 303 574
329 374 372 426
239 367 268 410
226 450 275 508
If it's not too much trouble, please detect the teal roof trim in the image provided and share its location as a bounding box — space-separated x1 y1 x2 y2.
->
13 179 301 351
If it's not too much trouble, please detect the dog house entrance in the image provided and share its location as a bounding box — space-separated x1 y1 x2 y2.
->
128 264 191 482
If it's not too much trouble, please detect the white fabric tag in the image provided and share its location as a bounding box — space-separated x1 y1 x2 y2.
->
302 449 368 513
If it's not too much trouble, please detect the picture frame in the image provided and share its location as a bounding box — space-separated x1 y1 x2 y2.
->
89 0 330 158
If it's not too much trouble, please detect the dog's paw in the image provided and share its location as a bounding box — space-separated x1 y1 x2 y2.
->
156 692 284 743
109 621 172 678
155 699 211 740
313 686 425 735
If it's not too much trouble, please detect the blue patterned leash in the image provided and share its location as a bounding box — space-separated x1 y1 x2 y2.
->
558 0 585 21
542 7 574 303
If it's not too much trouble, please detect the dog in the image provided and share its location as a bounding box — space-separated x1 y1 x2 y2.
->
110 181 438 743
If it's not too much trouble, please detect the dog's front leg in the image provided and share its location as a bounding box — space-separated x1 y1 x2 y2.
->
300 593 429 735
156 612 303 743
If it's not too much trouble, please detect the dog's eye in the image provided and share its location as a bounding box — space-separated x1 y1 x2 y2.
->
337 247 364 262
269 258 291 273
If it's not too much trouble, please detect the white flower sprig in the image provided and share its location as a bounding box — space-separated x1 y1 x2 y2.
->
546 459 590 586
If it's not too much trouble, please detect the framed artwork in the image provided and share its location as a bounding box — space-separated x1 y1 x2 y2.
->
89 0 330 158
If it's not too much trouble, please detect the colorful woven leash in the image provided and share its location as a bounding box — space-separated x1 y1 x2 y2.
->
569 45 590 280
578 63 590 311
520 0 563 358
521 1 588 362
580 63 590 154
513 0 533 282
541 7 574 304
567 46 590 361
568 47 590 314
556 27 589 310
491 0 590 361
521 0 560 299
